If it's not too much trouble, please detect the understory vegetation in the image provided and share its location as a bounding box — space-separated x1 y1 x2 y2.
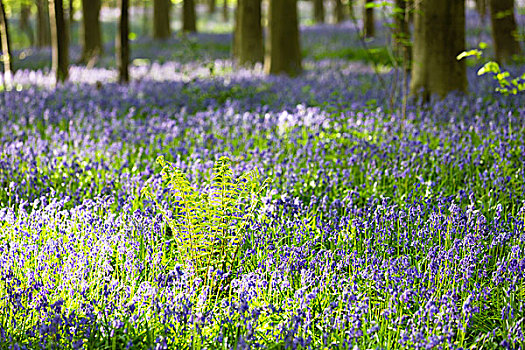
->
0 10 524 350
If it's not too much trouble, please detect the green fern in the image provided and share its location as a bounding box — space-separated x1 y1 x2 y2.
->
142 155 269 288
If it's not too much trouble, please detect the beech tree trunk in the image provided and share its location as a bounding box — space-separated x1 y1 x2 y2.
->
348 0 354 18
69 0 74 23
222 0 229 21
313 0 324 23
117 0 130 83
37 0 51 47
475 0 487 20
20 5 34 46
154 0 171 39
67 0 73 46
363 0 374 37
142 0 149 36
264 0 301 76
183 0 197 32
208 0 216 14
49 0 69 83
334 0 344 23
81 0 103 63
0 0 11 83
410 0 466 101
489 0 521 63
234 0 263 65
393 0 411 66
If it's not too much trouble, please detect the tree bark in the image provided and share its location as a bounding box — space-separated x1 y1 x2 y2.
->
81 0 103 64
475 0 487 20
410 0 466 101
0 0 11 83
393 0 411 67
154 0 171 39
333 0 344 23
49 0 69 83
208 0 216 14
117 0 130 83
264 0 301 76
234 0 263 65
69 0 74 23
222 0 229 22
20 5 34 46
68 0 74 45
348 0 354 18
363 0 374 38
313 0 324 23
37 0 51 47
489 0 521 63
143 0 149 36
183 0 197 32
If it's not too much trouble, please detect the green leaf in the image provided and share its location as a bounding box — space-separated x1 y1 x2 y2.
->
456 49 482 61
477 62 501 76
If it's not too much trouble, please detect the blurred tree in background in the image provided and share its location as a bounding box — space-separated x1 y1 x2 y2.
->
153 0 170 38
0 0 11 85
233 0 263 66
49 0 68 83
117 0 129 83
489 0 522 63
0 0 521 98
81 0 102 64
410 0 467 101
264 0 302 76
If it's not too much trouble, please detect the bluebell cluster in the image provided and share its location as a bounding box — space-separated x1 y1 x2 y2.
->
1 16 525 350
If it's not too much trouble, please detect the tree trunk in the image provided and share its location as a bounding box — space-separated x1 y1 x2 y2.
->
313 0 324 23
117 0 130 83
489 0 521 63
363 0 374 38
183 0 197 32
222 0 229 22
37 0 51 47
333 0 344 23
81 0 103 64
348 0 354 18
69 0 74 23
49 0 69 83
475 0 487 20
393 0 411 67
142 0 149 37
264 0 301 76
208 0 216 14
154 0 171 39
0 0 11 84
234 0 263 65
20 5 34 46
410 0 466 101
68 0 74 45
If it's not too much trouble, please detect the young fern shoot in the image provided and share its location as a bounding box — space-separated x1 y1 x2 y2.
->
142 155 269 290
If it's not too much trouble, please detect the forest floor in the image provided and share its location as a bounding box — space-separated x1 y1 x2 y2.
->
0 9 524 350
